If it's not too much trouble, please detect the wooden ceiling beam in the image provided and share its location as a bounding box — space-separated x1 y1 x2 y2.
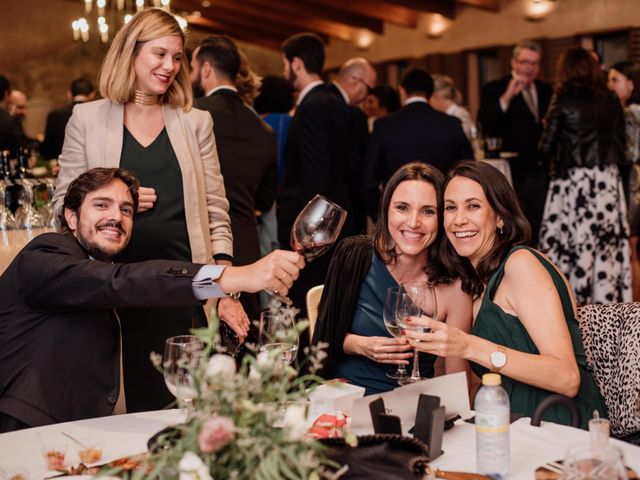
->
305 0 418 28
454 0 501 11
186 16 283 50
378 0 455 19
241 0 385 34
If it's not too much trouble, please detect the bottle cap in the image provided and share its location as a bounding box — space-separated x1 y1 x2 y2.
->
482 373 501 386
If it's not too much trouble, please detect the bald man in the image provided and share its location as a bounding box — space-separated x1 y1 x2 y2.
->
7 90 37 153
328 57 377 231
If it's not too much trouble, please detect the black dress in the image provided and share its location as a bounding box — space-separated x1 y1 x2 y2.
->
117 127 206 412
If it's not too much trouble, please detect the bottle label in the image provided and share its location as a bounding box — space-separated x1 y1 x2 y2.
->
475 412 509 433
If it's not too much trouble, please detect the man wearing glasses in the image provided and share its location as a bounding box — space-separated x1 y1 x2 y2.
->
328 57 377 235
478 40 553 246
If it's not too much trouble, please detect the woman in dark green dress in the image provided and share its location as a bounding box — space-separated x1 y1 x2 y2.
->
404 161 606 429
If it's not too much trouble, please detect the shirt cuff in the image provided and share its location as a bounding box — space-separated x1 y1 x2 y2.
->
499 97 508 112
192 264 227 300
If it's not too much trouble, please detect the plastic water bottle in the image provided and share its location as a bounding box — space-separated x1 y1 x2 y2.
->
475 373 510 479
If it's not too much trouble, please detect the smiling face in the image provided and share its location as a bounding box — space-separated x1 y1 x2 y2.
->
607 68 634 104
133 35 183 95
387 179 438 261
443 176 503 268
64 179 135 262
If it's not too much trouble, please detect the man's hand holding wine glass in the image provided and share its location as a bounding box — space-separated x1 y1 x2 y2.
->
217 250 305 297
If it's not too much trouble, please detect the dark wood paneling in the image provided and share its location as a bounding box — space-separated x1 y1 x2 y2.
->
629 29 640 63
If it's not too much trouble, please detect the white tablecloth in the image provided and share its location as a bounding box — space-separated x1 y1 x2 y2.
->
1 410 638 479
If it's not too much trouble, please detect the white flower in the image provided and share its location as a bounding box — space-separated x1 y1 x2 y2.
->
179 451 212 480
249 350 274 381
205 354 236 380
282 403 309 441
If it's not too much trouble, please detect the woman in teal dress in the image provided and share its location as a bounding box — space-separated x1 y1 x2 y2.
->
405 160 606 428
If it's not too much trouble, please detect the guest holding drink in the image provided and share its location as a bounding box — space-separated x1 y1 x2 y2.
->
312 162 471 395
404 161 607 428
51 8 242 412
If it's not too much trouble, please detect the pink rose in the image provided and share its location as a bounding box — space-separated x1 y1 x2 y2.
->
198 416 236 454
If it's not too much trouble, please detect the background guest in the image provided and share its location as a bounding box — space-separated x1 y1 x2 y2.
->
191 35 278 325
52 8 235 412
363 67 473 221
430 74 475 140
608 60 640 300
42 77 95 161
478 40 553 245
0 75 14 154
362 85 401 132
313 162 471 395
539 47 630 304
407 160 606 428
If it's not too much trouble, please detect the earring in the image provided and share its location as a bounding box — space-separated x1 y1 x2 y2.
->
499 226 504 235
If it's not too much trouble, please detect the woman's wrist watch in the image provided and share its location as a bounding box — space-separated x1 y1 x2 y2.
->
490 345 508 372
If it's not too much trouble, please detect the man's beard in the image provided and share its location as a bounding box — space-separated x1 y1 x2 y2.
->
76 221 127 262
192 75 205 99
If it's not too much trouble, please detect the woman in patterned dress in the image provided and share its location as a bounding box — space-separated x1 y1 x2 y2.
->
608 61 640 299
538 48 630 304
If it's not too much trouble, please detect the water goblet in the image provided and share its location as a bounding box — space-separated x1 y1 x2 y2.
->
163 335 203 418
258 310 299 368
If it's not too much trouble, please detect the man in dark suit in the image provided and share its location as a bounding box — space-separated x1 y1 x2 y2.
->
328 57 377 234
478 40 553 244
191 36 278 325
0 75 16 155
41 77 95 160
363 68 473 220
278 32 354 315
0 167 303 432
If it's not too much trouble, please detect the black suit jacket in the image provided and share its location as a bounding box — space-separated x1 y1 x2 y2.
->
478 76 553 175
0 233 204 429
0 108 16 156
42 102 76 160
363 101 473 219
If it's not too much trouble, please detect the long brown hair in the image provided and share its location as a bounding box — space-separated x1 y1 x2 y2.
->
555 47 604 96
98 8 192 110
373 162 451 285
438 161 531 296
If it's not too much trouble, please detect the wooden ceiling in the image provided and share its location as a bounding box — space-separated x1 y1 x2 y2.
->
173 0 501 50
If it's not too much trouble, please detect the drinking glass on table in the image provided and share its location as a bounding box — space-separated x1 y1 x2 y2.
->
384 286 408 380
259 310 299 368
397 282 437 385
163 335 203 418
562 444 626 479
484 137 503 159
268 194 347 304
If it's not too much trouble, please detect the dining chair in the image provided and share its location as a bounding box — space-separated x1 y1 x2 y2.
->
577 302 640 443
306 284 324 342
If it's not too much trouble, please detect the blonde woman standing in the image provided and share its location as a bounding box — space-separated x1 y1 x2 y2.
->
52 8 242 412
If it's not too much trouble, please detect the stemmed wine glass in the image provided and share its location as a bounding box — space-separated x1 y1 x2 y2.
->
163 335 203 418
383 286 407 380
267 194 347 305
396 282 437 385
258 310 299 368
14 180 43 230
0 182 17 231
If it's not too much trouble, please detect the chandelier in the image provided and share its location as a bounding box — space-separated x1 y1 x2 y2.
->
71 0 187 43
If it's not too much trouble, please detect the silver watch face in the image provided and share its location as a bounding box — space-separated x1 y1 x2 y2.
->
491 351 507 368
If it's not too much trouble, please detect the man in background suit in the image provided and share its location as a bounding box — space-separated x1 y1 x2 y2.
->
478 40 553 244
328 57 377 234
42 77 95 160
192 36 278 325
0 167 303 432
278 32 352 315
363 68 473 220
0 75 16 155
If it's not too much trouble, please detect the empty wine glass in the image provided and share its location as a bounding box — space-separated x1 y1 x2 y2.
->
163 335 203 418
258 310 299 368
38 178 57 229
384 286 408 380
562 444 626 479
15 180 43 229
0 182 17 231
397 282 437 385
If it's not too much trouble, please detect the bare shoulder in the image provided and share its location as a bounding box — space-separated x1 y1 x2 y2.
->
502 248 561 293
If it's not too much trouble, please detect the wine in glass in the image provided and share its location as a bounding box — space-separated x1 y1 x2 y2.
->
384 286 408 380
396 282 437 385
258 310 299 367
163 335 203 418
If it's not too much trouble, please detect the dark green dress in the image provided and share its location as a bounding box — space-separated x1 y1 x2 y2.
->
471 246 607 429
117 127 205 412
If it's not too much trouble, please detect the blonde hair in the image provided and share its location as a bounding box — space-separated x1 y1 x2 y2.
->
234 50 261 105
98 8 193 111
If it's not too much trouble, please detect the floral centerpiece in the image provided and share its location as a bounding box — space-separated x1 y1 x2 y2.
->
105 303 335 480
